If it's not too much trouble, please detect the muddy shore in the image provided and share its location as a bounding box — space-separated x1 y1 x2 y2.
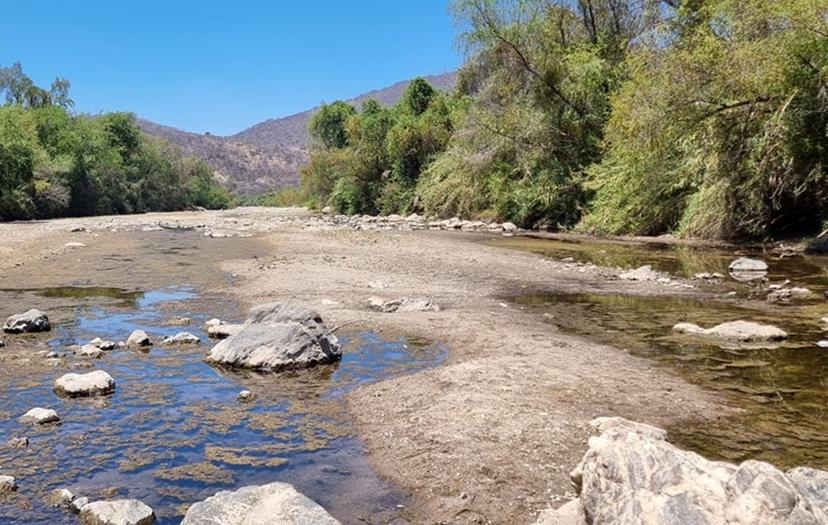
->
0 208 734 523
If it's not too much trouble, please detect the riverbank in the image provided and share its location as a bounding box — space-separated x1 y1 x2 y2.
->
0 207 742 523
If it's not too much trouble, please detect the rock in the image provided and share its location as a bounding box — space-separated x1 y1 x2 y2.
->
6 437 28 448
673 320 787 342
54 370 115 397
367 280 389 289
204 318 222 329
180 482 339 525
3 309 51 333
0 475 17 494
79 499 155 525
817 341 828 349
368 297 441 313
246 302 324 327
0 339 4 347
542 417 828 525
75 344 104 358
207 322 340 371
162 332 200 345
70 225 86 232
49 488 75 507
728 257 769 282
729 257 769 272
534 500 585 525
19 407 60 425
787 467 828 516
237 390 256 402
767 287 816 303
89 337 117 351
126 330 151 347
321 206 333 215
65 242 87 248
502 222 518 232
72 497 90 514
618 265 659 281
207 323 244 339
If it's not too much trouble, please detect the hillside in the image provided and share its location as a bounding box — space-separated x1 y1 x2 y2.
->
139 72 457 194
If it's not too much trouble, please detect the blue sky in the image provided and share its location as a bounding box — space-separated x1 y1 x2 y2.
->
2 0 461 135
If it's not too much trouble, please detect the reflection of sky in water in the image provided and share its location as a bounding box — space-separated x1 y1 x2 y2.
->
0 287 446 524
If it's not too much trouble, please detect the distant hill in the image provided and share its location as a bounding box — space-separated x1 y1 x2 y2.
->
139 72 457 194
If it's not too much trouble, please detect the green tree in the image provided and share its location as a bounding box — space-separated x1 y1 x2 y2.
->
309 101 357 149
402 77 436 116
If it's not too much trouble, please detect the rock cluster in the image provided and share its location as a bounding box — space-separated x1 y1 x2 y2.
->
162 332 200 345
301 212 520 234
207 302 341 371
180 482 339 524
536 417 828 525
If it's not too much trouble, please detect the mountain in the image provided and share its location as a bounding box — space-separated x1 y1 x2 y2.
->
138 72 457 194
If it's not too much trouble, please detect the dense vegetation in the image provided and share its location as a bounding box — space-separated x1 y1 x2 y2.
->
0 63 229 220
303 0 827 240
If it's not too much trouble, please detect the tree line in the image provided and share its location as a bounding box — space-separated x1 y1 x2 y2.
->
0 63 230 220
301 0 827 240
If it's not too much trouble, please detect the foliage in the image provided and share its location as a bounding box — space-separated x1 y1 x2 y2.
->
308 101 357 149
302 81 455 214
581 0 828 239
0 63 230 220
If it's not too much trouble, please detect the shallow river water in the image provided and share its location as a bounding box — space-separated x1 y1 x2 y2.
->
492 236 828 470
0 286 446 524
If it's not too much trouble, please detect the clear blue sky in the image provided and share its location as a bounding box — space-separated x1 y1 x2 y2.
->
2 0 461 135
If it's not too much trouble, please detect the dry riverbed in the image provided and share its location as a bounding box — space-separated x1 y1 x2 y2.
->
0 208 740 524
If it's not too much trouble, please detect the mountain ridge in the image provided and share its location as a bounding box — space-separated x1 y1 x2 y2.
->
138 72 457 194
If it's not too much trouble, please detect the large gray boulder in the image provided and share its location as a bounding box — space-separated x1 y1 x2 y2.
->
673 320 788 342
208 322 340 371
536 417 828 525
3 309 50 333
79 499 155 525
246 302 323 326
54 370 115 397
207 302 340 371
180 482 339 525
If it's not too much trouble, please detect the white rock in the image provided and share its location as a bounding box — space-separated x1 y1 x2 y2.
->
162 332 200 345
74 344 104 358
817 341 828 349
542 418 828 525
54 370 115 397
502 222 518 232
673 320 787 342
65 242 87 248
72 497 90 514
0 475 17 494
79 499 155 525
180 482 339 524
49 488 75 507
126 330 151 347
19 407 59 425
237 390 256 402
89 337 117 351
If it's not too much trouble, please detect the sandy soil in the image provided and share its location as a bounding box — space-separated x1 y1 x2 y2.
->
0 208 732 524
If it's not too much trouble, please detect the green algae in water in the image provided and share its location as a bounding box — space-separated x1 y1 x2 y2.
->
511 290 828 469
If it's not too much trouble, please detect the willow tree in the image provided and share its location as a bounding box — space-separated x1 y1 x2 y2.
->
583 0 828 238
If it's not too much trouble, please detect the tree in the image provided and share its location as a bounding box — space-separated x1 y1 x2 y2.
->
309 101 357 149
402 77 436 115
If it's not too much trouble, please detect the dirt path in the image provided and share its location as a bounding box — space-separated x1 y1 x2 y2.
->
0 208 730 524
